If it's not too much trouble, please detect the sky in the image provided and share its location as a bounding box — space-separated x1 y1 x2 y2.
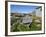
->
11 5 39 14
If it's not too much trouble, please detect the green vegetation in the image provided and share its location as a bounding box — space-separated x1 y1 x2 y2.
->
11 16 42 32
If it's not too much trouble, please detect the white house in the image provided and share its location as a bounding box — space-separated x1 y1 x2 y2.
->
35 7 42 17
32 6 42 17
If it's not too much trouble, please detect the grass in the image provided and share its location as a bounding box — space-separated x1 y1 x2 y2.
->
29 22 42 31
11 16 42 32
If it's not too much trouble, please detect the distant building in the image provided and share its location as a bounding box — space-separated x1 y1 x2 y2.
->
32 6 42 17
35 6 42 17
